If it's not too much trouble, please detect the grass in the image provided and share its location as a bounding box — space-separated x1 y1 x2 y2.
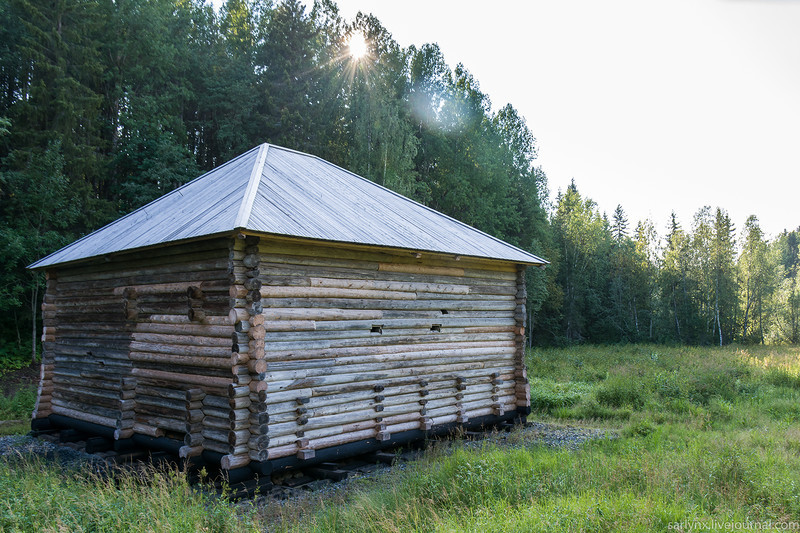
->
1 344 799 531
0 385 37 422
0 457 259 532
263 345 800 531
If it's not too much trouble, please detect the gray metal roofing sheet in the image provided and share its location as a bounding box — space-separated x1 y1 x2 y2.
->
29 143 547 268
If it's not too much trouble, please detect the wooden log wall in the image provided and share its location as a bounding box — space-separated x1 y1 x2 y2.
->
35 239 236 441
33 272 57 420
253 239 530 460
223 235 267 470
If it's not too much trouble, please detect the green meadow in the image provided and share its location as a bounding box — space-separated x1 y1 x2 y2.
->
1 345 799 532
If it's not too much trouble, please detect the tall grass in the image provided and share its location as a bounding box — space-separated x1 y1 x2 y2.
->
1 345 799 531
0 385 36 421
265 345 800 531
0 457 258 532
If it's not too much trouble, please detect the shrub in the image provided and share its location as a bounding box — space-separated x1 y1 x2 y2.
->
764 368 800 390
0 339 32 376
652 370 689 400
529 378 592 411
624 416 657 438
687 369 740 404
595 374 648 408
0 386 37 421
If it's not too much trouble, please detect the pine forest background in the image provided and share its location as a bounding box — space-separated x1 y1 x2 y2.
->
1 0 798 368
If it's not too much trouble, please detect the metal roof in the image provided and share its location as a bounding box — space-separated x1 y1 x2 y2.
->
30 143 547 268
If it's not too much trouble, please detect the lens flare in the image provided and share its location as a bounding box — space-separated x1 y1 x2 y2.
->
348 32 368 59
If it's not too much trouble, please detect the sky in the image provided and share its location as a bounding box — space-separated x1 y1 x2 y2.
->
226 0 800 240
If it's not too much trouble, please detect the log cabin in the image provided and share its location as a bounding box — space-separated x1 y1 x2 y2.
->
29 143 547 477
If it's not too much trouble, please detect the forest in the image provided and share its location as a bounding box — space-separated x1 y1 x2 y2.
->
0 0 798 368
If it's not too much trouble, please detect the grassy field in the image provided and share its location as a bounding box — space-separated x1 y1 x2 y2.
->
1 345 799 532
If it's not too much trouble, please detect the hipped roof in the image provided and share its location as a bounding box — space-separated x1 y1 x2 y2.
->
30 143 547 269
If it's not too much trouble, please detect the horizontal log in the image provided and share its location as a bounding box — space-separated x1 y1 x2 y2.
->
179 445 204 459
142 315 230 326
307 428 377 451
112 280 228 297
134 395 183 413
114 428 134 440
130 352 231 369
130 342 229 358
261 286 417 300
262 308 383 321
307 276 471 295
378 263 464 277
132 422 165 438
264 346 514 373
263 352 514 383
262 298 514 312
264 339 513 361
263 332 515 354
264 320 316 332
265 363 513 394
258 240 507 272
131 332 231 347
135 414 185 433
50 405 116 428
220 454 250 470
51 397 119 418
132 368 230 388
57 256 230 283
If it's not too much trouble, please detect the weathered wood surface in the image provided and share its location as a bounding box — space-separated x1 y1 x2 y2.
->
37 239 234 433
37 234 530 468
253 239 528 459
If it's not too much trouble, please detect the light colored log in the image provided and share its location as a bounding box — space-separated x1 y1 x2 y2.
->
229 308 250 324
261 297 513 313
378 263 464 277
430 414 459 426
267 443 298 460
384 421 421 434
265 363 513 393
263 347 515 375
262 308 383 321
132 368 230 388
129 352 231 368
307 276 471 295
136 414 185 433
308 317 515 331
130 342 229 358
264 321 316 332
261 286 417 300
142 315 230 326
263 332 515 354
131 332 231 347
114 428 135 440
264 339 513 361
221 454 250 470
133 422 165 438
380 412 421 425
179 445 204 459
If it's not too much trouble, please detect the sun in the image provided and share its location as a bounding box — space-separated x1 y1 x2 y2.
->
348 32 368 59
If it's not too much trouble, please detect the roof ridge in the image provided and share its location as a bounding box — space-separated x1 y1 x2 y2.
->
234 143 269 228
